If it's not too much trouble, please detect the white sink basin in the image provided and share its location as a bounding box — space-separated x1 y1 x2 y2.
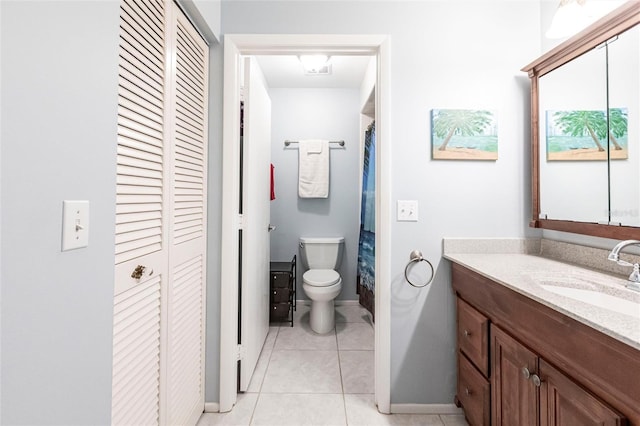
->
540 285 640 318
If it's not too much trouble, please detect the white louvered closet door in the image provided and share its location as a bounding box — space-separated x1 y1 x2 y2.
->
165 7 208 426
112 1 207 425
113 0 167 424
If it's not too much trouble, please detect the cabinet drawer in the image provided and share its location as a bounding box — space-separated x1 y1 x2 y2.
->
270 303 290 320
271 272 291 288
457 297 490 377
272 287 291 303
458 353 490 426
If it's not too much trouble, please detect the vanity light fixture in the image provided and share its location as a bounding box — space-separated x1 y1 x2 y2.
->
299 54 332 75
546 0 625 39
546 0 591 39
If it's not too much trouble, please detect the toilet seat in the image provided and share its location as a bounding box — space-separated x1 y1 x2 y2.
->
303 269 340 287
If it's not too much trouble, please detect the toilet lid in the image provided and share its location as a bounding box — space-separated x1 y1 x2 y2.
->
303 269 340 287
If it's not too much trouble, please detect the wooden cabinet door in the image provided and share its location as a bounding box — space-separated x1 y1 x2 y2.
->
539 359 626 426
491 326 539 426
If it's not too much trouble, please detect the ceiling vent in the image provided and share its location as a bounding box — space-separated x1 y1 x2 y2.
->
304 64 332 76
299 55 332 76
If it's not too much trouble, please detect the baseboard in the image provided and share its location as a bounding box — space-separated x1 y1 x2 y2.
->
204 402 219 413
296 299 360 306
390 403 462 415
335 300 361 306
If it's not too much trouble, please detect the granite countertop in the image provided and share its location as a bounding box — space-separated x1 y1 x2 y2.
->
444 252 640 351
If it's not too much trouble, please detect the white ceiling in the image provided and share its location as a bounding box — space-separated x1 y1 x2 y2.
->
255 55 373 89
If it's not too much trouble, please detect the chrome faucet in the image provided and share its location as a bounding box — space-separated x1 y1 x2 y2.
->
607 240 640 291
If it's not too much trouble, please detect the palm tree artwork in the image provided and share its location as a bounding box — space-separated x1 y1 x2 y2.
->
546 108 628 161
431 109 498 160
608 108 628 151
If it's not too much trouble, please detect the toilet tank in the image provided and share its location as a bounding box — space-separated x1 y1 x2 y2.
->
299 237 344 270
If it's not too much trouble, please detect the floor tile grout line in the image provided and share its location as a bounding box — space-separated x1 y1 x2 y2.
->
248 392 259 426
334 326 350 425
255 327 280 394
247 327 280 425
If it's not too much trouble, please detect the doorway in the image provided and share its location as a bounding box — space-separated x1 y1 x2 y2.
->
220 34 391 414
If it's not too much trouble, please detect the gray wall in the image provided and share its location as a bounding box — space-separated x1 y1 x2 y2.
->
269 88 361 301
220 0 540 405
182 0 222 43
1 1 119 424
0 0 544 416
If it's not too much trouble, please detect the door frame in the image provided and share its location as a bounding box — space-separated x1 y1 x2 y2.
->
219 33 391 414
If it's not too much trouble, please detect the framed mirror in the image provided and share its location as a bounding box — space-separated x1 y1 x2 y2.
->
538 44 608 224
608 24 640 227
522 2 640 239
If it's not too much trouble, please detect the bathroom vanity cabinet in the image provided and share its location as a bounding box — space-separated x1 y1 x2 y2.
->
269 256 296 326
452 262 639 426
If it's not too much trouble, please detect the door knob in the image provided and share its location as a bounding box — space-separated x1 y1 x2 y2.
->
268 224 276 232
131 265 146 280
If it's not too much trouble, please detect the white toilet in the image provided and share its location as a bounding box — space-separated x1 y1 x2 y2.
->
299 237 344 334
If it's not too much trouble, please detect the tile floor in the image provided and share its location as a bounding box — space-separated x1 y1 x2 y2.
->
198 304 468 426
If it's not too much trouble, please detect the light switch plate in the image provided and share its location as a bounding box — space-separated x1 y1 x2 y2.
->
62 200 89 251
397 200 419 222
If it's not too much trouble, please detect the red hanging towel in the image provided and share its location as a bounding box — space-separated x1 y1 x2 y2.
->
270 163 276 201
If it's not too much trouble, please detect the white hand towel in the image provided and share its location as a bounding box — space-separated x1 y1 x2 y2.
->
306 139 323 154
298 139 329 198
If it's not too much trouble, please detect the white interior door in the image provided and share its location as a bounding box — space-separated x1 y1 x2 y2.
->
239 56 272 391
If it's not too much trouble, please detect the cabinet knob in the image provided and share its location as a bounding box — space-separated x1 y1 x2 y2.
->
531 374 542 387
273 291 277 295
464 388 472 396
522 367 531 380
463 330 471 337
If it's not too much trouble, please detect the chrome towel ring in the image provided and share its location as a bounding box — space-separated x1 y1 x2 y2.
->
404 250 434 288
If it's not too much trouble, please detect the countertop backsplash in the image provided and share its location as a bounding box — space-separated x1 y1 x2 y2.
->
443 237 640 280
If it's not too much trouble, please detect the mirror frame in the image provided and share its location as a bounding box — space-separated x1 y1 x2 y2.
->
522 2 640 240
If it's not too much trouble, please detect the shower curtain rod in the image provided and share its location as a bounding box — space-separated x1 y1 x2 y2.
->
284 140 345 147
